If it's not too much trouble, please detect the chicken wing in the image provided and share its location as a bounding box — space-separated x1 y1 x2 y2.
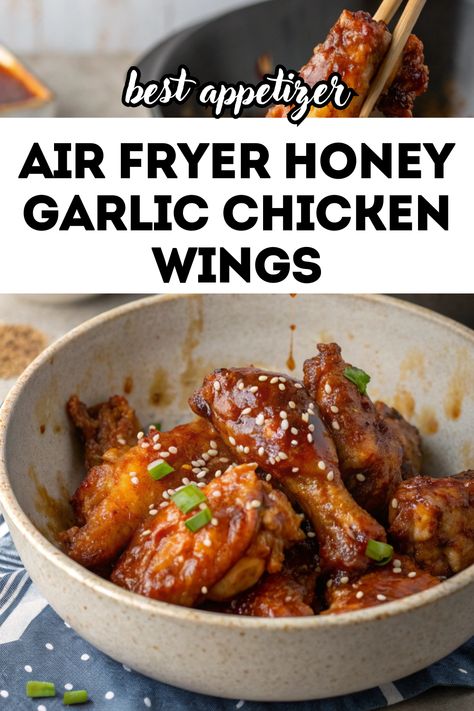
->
375 401 422 480
304 343 403 521
377 34 429 118
111 463 304 606
67 394 140 470
389 472 474 577
267 10 391 118
324 554 439 614
190 367 386 576
60 418 233 569
225 538 319 617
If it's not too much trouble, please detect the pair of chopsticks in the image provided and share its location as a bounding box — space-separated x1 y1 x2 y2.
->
359 0 427 117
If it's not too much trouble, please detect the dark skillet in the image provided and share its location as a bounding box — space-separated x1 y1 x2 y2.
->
138 0 473 117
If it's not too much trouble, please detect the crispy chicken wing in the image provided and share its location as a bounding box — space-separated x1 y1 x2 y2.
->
111 463 304 605
67 394 140 470
389 472 474 577
60 418 233 569
267 10 391 118
377 34 429 118
304 343 403 521
375 401 422 480
190 367 386 576
225 538 319 617
324 554 439 614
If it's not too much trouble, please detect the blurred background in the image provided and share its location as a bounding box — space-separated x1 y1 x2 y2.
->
0 0 472 117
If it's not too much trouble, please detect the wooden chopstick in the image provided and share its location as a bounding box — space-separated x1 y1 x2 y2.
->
359 0 427 117
374 0 404 24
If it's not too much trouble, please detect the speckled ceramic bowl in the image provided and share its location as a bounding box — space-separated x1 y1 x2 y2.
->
1 294 473 701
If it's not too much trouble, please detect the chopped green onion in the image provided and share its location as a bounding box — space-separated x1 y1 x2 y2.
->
26 681 56 698
365 539 394 565
185 506 212 532
63 690 89 705
172 484 207 513
343 366 371 395
148 460 174 480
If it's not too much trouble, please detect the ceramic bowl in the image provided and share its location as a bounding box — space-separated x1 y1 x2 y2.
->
1 294 473 702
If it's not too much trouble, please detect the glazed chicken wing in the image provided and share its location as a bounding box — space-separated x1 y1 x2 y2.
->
324 554 439 614
266 10 428 119
389 472 474 577
225 538 319 617
375 401 422 480
304 343 404 521
68 394 140 470
111 463 304 606
190 367 386 576
60 417 233 569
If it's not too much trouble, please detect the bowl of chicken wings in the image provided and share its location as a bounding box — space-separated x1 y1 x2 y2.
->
0 294 473 701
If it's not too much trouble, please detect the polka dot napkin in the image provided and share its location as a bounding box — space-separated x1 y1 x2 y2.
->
0 515 472 710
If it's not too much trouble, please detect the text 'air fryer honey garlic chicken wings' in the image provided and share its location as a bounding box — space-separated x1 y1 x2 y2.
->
266 10 428 118
190 366 386 576
60 411 234 569
111 463 304 606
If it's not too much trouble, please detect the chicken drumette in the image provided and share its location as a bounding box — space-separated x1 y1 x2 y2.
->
389 472 474 577
190 367 386 576
304 343 419 521
111 463 304 605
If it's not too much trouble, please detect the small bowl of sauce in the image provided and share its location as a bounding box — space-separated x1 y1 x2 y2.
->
0 46 55 117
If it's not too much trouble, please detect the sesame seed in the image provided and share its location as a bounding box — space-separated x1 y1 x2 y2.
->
153 433 160 442
408 571 417 578
160 451 170 458
326 579 333 588
307 433 313 443
201 586 208 594
141 442 150 449
129 471 137 477
208 449 218 456
255 413 265 426
324 383 332 394
169 446 178 454
288 401 296 409
278 451 288 460
278 383 286 391
301 413 309 423
243 446 250 454
131 476 139 485
247 499 262 509
213 381 221 391
241 407 252 416
294 382 303 389
199 502 208 510
281 419 289 431
332 420 340 431
149 509 158 516
197 482 206 488
237 381 245 391
137 431 144 440
280 411 288 419
269 456 276 465
291 427 298 435
291 439 298 446
212 490 222 497
308 424 315 432
292 467 299 473
270 376 278 384
356 473 366 482
377 594 387 601
160 501 169 508
167 489 175 496
142 529 151 536
196 471 207 479
249 385 259 393
258 375 268 382
393 567 402 574
393 559 401 567
211 518 218 526
275 455 281 463
237 445 244 453
192 467 201 474
117 437 126 445
265 473 272 481
210 440 217 449
279 377 286 383
307 531 316 538
392 498 398 509
229 436 236 446
318 461 326 470
330 405 339 414
258 446 265 456
162 492 170 500
326 471 335 481
153 443 161 450
220 457 229 463
215 470 222 477
356 591 364 599
201 453 210 461
340 576 349 584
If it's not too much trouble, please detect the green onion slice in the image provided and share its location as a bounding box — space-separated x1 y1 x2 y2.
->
343 366 371 395
63 689 89 705
26 681 56 698
185 506 212 532
148 460 174 480
365 539 394 565
172 484 207 513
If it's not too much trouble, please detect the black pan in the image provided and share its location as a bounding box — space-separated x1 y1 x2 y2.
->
138 0 474 117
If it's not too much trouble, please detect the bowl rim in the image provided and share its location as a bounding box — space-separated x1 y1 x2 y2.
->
1 292 474 630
